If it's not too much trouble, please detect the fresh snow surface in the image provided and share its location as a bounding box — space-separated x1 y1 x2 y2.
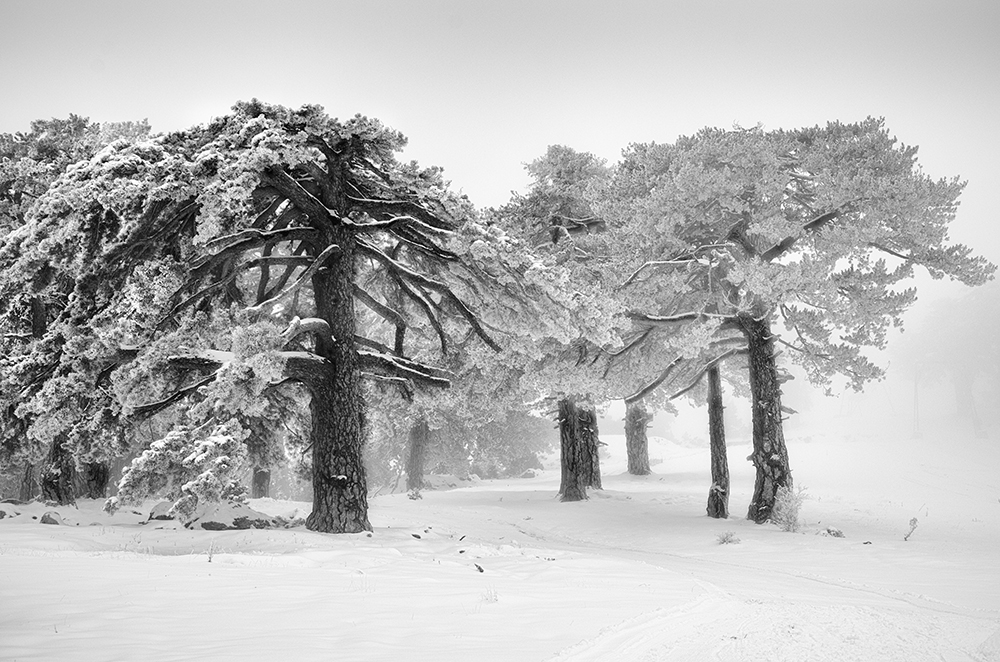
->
2 431 999 662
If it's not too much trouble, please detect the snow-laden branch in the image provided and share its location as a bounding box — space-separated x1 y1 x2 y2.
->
280 316 334 348
627 311 735 326
357 350 452 388
619 258 705 289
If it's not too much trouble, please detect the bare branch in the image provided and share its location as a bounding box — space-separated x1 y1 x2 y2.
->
353 285 406 329
248 244 340 315
357 239 501 351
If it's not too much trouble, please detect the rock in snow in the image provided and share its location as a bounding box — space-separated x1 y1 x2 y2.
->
40 511 63 525
148 502 175 521
186 502 277 531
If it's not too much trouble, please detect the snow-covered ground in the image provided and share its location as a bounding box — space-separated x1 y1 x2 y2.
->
2 429 999 661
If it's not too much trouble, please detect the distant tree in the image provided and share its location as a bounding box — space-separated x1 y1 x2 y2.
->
0 101 521 531
494 145 623 502
892 280 1000 438
598 119 994 522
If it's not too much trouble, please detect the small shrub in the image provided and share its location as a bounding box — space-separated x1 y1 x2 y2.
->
770 485 807 532
717 531 741 544
104 421 248 522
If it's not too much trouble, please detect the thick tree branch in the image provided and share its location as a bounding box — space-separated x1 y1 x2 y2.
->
760 208 842 262
667 347 748 402
624 356 683 404
353 284 407 330
346 195 455 232
131 372 218 418
357 350 452 388
281 316 334 348
260 167 343 229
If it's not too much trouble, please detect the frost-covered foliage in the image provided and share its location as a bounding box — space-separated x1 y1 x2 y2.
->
717 531 741 544
2 99 565 529
104 421 248 522
597 119 995 394
770 485 807 533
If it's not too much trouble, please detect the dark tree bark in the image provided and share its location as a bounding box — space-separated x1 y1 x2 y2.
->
624 400 652 476
39 438 76 505
405 419 430 491
304 230 372 534
558 398 588 501
738 313 792 523
579 405 602 489
18 463 39 502
251 468 271 499
79 462 111 499
706 365 730 519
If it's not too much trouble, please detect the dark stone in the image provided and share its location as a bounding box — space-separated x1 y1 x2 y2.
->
40 511 63 525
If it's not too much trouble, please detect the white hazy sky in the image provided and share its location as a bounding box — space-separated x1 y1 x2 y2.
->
2 0 998 278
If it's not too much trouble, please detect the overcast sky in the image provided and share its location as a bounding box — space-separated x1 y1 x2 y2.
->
2 0 998 293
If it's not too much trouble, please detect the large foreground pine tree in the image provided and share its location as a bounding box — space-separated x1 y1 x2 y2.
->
0 101 508 532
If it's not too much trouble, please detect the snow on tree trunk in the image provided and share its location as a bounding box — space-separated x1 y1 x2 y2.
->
579 405 602 489
624 400 651 476
40 438 75 505
739 313 792 524
706 365 729 519
558 398 588 502
251 468 270 499
304 234 372 534
406 419 430 492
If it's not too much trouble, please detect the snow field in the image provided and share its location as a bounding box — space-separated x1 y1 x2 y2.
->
1 431 999 661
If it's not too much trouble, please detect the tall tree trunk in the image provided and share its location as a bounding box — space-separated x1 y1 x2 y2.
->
579 405 602 489
706 365 729 519
18 463 39 502
406 419 430 491
953 372 987 439
305 229 372 534
40 437 76 505
251 468 271 499
558 398 588 501
79 461 111 499
739 313 792 524
624 400 651 476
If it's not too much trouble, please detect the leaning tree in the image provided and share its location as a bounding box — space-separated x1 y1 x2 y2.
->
596 119 994 522
0 101 529 531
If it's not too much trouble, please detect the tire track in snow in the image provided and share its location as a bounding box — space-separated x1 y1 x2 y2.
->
546 593 988 662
